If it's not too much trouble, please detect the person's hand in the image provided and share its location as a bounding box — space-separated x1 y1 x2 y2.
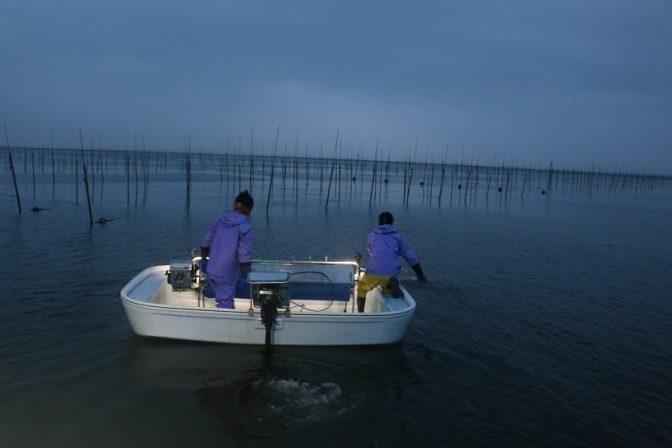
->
412 263 428 283
240 262 251 279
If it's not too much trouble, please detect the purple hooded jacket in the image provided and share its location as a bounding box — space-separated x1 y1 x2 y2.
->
365 224 418 277
201 209 254 280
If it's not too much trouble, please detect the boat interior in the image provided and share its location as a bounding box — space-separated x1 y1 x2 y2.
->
126 260 410 314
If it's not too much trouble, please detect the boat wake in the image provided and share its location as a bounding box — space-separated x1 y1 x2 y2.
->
240 377 347 423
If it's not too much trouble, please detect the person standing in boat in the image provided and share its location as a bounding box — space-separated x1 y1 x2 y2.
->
200 191 254 309
357 211 427 312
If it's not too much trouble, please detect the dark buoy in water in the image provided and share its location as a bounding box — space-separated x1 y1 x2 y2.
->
352 176 356 182
457 184 462 190
384 179 388 184
541 190 546 195
31 207 44 212
97 217 115 224
497 187 503 192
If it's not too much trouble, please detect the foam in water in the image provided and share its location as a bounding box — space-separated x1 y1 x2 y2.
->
243 377 344 423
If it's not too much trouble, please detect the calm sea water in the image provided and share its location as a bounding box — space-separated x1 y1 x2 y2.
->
1 154 671 447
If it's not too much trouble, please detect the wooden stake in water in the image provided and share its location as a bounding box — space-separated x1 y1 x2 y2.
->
249 126 254 194
438 163 446 207
185 156 192 212
4 124 22 214
126 155 130 207
9 152 22 214
83 162 94 226
31 152 36 199
50 151 56 198
369 139 379 209
324 130 339 212
405 164 414 206
75 157 79 205
266 126 280 220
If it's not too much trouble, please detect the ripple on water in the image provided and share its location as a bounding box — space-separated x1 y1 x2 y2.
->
238 377 352 425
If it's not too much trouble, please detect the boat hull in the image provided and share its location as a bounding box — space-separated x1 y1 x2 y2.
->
120 264 416 346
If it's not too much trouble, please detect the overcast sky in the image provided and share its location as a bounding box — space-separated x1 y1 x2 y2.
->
2 0 671 173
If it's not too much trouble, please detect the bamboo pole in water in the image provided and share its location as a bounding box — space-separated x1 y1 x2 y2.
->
438 163 446 207
134 153 139 207
337 158 342 205
83 162 94 226
266 126 280 220
405 164 414 206
78 130 93 225
295 159 299 204
125 155 130 207
51 150 56 199
305 144 310 193
31 152 36 199
369 139 379 209
463 166 472 205
319 143 324 201
402 163 407 206
75 156 79 205
428 162 435 205
324 130 339 212
249 127 254 194
325 159 336 211
185 156 192 212
4 125 22 214
9 152 22 214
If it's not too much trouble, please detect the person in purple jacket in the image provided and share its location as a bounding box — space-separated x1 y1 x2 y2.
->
356 211 427 312
200 191 255 309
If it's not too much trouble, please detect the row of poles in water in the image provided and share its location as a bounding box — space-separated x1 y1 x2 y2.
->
3 135 671 224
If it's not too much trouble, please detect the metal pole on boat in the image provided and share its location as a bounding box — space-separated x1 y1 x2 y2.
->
350 252 362 313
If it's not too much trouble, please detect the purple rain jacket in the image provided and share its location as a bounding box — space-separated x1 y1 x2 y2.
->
201 209 254 280
365 224 419 277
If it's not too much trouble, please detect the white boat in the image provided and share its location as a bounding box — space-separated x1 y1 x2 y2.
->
120 256 416 346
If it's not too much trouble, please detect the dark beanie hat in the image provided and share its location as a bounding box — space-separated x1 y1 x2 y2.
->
235 190 254 211
379 211 394 225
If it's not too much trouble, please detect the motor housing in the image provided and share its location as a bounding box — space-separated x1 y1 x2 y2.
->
249 271 290 308
168 260 193 291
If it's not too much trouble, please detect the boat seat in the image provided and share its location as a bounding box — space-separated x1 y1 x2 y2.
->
290 281 351 301
233 280 351 301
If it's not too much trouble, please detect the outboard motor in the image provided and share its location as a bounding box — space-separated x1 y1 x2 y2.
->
167 260 193 291
259 294 279 346
249 272 290 346
167 248 199 291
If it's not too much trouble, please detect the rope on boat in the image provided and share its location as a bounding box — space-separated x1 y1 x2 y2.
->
257 270 343 346
288 271 336 313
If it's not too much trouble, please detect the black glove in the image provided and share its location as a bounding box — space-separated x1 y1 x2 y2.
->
240 262 251 279
412 263 428 283
199 247 210 273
